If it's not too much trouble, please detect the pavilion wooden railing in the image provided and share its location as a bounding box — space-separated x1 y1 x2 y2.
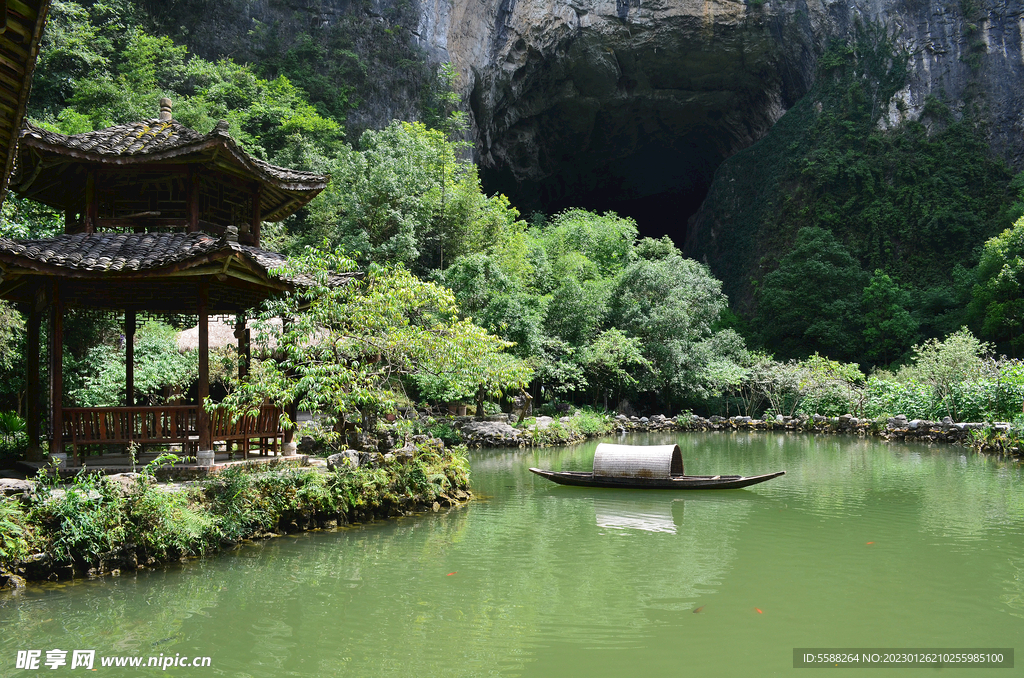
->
61 405 283 465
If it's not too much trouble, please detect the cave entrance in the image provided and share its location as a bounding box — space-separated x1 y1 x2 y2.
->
481 132 720 243
471 21 812 246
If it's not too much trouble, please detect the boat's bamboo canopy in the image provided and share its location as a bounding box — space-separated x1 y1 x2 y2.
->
592 443 684 479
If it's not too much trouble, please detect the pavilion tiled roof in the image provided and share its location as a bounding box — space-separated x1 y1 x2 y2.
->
0 232 282 273
0 0 51 205
19 119 327 190
0 232 354 289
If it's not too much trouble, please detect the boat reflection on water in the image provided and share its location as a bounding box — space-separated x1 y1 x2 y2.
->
594 496 686 534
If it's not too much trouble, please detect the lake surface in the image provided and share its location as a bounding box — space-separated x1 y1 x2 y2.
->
2 432 1023 676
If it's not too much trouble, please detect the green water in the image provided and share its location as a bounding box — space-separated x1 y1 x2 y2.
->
2 433 1023 676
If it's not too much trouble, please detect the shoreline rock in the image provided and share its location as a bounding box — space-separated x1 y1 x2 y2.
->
443 410 1023 456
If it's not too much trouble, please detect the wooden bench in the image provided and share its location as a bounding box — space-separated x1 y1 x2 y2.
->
62 404 283 464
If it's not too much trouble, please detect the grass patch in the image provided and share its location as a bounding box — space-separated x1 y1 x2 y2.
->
519 408 614 446
3 439 471 578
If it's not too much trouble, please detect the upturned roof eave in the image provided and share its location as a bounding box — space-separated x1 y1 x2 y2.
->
0 240 287 289
18 128 329 192
15 123 329 220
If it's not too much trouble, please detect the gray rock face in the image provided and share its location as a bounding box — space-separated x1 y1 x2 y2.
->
460 420 518 438
142 0 1024 219
462 0 818 213
0 478 35 497
327 450 361 472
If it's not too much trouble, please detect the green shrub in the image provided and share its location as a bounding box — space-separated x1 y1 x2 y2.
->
0 497 30 567
863 377 937 419
12 439 471 573
427 421 462 446
29 473 125 565
125 486 218 558
573 408 614 436
0 411 27 460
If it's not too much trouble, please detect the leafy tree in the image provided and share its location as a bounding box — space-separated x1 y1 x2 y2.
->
862 269 918 365
634 236 679 261
794 354 865 417
610 254 745 400
758 227 868 360
970 216 1024 352
895 327 991 420
1 195 63 239
435 254 545 358
70 322 197 407
577 329 651 408
221 247 532 435
1002 171 1024 226
696 23 1016 365
302 121 495 273
733 352 802 417
539 210 637 276
530 337 587 397
421 62 467 138
0 303 23 373
544 278 609 347
252 32 356 123
31 2 345 169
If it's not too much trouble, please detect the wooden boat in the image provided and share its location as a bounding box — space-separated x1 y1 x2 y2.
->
529 443 785 490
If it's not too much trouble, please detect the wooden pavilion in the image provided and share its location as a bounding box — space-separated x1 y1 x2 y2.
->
0 99 330 466
0 0 49 203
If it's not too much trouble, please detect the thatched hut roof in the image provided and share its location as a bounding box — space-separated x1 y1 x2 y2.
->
176 316 282 352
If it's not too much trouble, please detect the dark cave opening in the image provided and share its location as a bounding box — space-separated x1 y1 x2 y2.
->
469 22 814 250
480 134 720 246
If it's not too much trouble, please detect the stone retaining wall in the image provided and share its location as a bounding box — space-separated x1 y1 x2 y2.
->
452 411 1015 451
640 413 988 445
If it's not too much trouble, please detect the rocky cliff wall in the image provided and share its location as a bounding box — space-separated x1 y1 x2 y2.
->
143 0 1024 225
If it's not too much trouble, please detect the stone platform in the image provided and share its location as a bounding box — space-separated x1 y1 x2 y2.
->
17 449 307 479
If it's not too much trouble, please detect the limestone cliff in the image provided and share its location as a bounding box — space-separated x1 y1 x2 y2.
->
143 0 1024 274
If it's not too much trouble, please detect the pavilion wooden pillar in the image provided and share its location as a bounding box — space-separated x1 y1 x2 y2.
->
49 281 65 461
251 183 261 247
125 311 136 407
187 167 199 233
24 298 42 461
197 283 212 463
84 171 97 234
234 313 250 380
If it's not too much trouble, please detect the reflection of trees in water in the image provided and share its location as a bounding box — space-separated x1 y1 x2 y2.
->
674 430 1024 539
1 511 477 677
1002 556 1024 620
0 487 755 675
2 433 1022 676
0 566 224 658
917 456 1024 545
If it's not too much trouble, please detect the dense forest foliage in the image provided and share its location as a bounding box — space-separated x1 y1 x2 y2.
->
4 1 1024 438
697 21 1024 365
